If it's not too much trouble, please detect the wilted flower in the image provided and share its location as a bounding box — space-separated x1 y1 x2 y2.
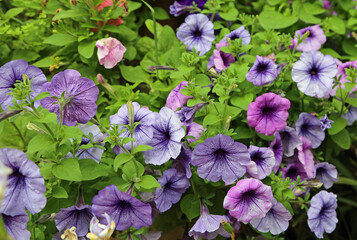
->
320 115 334 131
192 134 251 184
248 145 276 180
247 93 290 136
250 198 292 235
292 51 337 98
40 69 99 126
186 122 204 143
176 103 206 125
0 148 46 216
291 25 326 52
166 81 192 111
223 178 273 224
270 132 283 173
96 37 126 69
279 126 302 157
144 107 185 165
342 106 357 126
176 14 215 56
92 185 152 231
297 137 315 179
87 213 115 240
172 147 192 178
296 112 325 149
314 162 338 189
246 56 281 86
212 42 235 71
155 169 190 212
0 59 47 110
220 25 251 45
1 213 31 240
169 2 193 16
307 191 338 239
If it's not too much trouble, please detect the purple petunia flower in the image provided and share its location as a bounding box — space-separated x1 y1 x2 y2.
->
336 60 357 94
280 155 313 181
307 191 338 239
292 51 337 98
172 147 192 178
92 185 152 231
320 115 334 131
291 25 326 52
75 124 104 163
220 25 251 45
250 198 292 235
0 148 46 216
1 213 31 240
192 134 251 184
246 56 281 86
223 178 273 224
169 2 193 16
176 103 206 126
212 42 235 71
0 161 11 199
155 169 190 212
247 93 290 136
144 107 185 165
296 112 325 149
297 137 315 179
279 126 302 157
186 122 204 143
189 200 230 240
248 145 276 179
40 69 99 126
176 14 215 56
270 131 283 173
342 106 357 126
245 160 260 179
314 162 338 189
166 81 192 111
110 102 155 150
87 213 115 240
0 59 47 110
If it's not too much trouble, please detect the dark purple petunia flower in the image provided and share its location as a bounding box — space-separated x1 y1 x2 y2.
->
176 103 206 126
297 137 315 179
292 51 337 98
296 112 325 149
307 191 338 239
166 81 192 111
92 185 152 231
279 126 302 157
192 134 251 184
270 131 283 173
212 42 235 71
144 107 185 165
76 124 104 163
280 155 313 181
189 200 230 240
0 148 46 216
320 115 334 131
155 169 190 212
186 122 204 143
110 102 155 150
246 56 281 86
223 178 273 224
247 93 290 136
0 59 47 110
177 0 207 8
176 14 215 56
1 213 31 240
250 198 292 235
342 106 357 126
248 145 275 179
314 162 338 189
291 25 326 52
40 69 99 126
220 25 251 45
172 147 192 178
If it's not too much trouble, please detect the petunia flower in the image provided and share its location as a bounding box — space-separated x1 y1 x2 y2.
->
87 213 115 240
295 112 325 149
1 213 31 240
246 56 281 86
245 160 260 179
144 107 185 165
320 115 334 131
155 169 190 212
220 25 251 45
279 126 302 157
342 106 357 126
137 231 162 240
92 185 152 231
280 156 313 181
307 191 338 239
96 37 126 69
0 148 46 216
247 93 290 136
314 162 338 189
176 103 207 126
166 81 192 111
336 60 357 94
212 42 235 71
270 131 283 173
40 69 99 126
250 198 292 235
0 59 47 110
223 178 273 224
291 25 326 52
186 122 204 143
292 51 337 98
0 161 11 200
169 1 193 16
172 147 192 178
74 124 104 163
192 134 251 184
248 145 276 179
176 14 215 56
297 137 315 179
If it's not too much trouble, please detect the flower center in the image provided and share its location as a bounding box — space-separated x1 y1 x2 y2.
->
214 148 227 160
164 131 171 140
241 190 255 201
261 106 275 115
193 29 202 38
286 167 298 181
257 62 268 72
309 66 319 76
251 152 264 164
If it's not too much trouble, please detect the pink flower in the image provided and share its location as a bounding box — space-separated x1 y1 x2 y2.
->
166 81 192 111
96 37 126 69
187 122 204 143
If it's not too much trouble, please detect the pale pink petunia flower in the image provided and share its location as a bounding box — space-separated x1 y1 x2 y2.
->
96 37 126 69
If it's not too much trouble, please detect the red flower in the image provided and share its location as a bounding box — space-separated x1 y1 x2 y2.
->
92 0 124 32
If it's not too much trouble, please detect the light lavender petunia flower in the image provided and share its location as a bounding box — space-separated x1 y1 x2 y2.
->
314 162 338 189
144 107 185 165
76 124 104 163
246 56 281 86
223 178 273 224
220 25 251 45
155 169 190 212
320 115 334 131
307 191 338 239
292 51 337 98
342 106 357 126
192 134 251 184
336 60 357 94
172 147 192 178
291 25 326 52
1 213 31 240
270 131 283 173
296 112 325 149
169 1 193 16
297 137 315 179
0 148 46 216
166 81 192 111
176 14 215 56
248 145 275 179
186 122 204 143
250 198 292 235
279 126 302 157
0 161 11 200
40 69 99 126
212 42 235 71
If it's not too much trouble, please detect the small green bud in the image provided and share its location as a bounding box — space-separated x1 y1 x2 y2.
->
126 101 135 128
221 219 234 234
27 122 46 134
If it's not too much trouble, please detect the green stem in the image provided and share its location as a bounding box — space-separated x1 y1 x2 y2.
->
10 122 26 148
119 144 140 177
190 178 199 198
28 107 55 140
339 86 345 116
221 99 228 130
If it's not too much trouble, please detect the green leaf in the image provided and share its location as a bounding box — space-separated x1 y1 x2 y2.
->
132 145 153 154
52 158 82 181
231 93 254 110
137 175 161 190
52 8 89 21
330 129 351 150
259 7 298 30
342 38 357 56
127 1 142 13
328 115 347 135
119 65 149 84
5 8 24 18
234 126 253 139
195 74 212 86
62 126 83 142
33 57 54 68
52 186 68 198
43 34 77 46
220 8 238 21
327 16 346 35
78 40 96 59
203 114 220 126
293 1 323 24
79 159 108 181
114 153 133 171
33 92 50 102
145 19 163 36
346 97 357 108
122 161 145 180
180 194 200 221
27 134 55 155
103 25 137 41
154 7 170 20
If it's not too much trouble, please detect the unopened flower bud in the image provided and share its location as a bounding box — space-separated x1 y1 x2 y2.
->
221 219 234 234
27 122 47 134
97 74 105 85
